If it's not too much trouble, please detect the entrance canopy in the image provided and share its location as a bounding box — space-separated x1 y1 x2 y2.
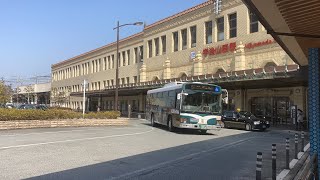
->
242 0 320 66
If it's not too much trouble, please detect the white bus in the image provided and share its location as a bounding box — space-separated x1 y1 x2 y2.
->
146 82 226 133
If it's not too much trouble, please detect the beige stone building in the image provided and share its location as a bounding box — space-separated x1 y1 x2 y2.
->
51 0 307 125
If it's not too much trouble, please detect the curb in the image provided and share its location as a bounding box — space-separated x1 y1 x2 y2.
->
276 143 310 180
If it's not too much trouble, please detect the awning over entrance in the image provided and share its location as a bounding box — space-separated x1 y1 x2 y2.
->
242 0 320 66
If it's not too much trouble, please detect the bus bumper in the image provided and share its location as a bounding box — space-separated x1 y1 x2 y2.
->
179 124 222 130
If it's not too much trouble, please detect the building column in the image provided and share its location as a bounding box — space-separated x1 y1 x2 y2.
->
193 51 203 76
163 58 171 79
234 89 245 111
233 41 246 71
138 93 144 112
140 63 147 82
308 48 320 177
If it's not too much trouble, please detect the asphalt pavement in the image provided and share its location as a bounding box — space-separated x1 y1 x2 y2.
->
0 119 308 180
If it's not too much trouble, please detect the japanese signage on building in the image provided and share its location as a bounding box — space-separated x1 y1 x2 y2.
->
202 42 236 56
202 39 276 57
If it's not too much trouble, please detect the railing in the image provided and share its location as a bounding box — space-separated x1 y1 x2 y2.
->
296 154 318 180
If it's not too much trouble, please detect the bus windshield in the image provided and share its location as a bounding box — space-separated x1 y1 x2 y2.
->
181 91 221 115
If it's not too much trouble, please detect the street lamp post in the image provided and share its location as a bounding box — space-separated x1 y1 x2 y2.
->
113 21 143 111
82 79 88 119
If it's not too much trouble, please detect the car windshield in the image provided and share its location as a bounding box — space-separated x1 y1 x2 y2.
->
181 91 221 115
239 111 256 118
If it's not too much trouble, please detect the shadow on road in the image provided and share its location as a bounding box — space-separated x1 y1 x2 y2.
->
25 124 304 180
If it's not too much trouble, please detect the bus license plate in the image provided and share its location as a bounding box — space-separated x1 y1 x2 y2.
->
200 125 207 129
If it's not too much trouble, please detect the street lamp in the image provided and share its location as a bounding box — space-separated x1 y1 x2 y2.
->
82 79 89 118
113 21 143 111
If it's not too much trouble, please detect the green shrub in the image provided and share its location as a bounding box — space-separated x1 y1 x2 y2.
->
0 109 120 121
48 107 73 111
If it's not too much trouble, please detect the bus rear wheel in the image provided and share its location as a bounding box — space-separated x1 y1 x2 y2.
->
168 117 174 132
200 130 207 134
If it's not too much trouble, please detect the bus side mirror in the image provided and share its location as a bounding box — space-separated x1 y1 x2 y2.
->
177 94 181 100
177 93 188 100
222 89 228 104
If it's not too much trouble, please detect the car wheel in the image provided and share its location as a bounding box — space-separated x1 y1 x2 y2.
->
168 116 174 132
220 121 225 128
151 114 156 127
245 123 252 131
200 130 207 134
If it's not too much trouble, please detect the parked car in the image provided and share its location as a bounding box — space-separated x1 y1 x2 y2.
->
221 111 270 131
17 104 48 110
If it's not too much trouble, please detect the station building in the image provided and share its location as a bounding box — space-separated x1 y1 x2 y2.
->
51 0 307 125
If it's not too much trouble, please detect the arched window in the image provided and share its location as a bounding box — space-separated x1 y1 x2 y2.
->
152 76 160 81
215 68 226 74
264 62 277 68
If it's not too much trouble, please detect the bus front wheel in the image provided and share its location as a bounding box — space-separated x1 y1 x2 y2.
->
168 117 175 132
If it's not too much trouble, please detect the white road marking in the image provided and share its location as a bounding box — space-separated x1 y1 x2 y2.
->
110 137 254 179
0 126 146 137
0 127 154 150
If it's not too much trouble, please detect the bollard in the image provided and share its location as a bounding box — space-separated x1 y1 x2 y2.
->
138 114 141 119
256 152 262 180
295 133 298 159
301 131 305 152
272 144 276 180
286 138 290 169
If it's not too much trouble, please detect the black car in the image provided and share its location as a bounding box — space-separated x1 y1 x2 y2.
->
221 111 270 131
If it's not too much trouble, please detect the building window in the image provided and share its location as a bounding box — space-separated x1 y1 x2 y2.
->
217 17 224 41
134 47 138 63
127 50 130 65
139 46 143 62
250 11 258 33
103 57 107 70
154 38 159 56
111 55 114 69
98 58 101 72
126 77 129 84
205 21 212 44
122 51 126 66
229 13 237 38
190 26 197 48
148 40 152 58
161 35 166 54
107 56 110 70
133 76 138 83
173 31 178 52
121 78 125 85
181 29 187 50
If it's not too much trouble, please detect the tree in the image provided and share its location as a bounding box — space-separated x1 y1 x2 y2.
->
0 82 13 104
51 88 70 107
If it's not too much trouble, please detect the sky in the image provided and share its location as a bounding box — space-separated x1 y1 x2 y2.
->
0 0 206 84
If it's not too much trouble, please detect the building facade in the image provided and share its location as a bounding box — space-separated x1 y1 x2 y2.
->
51 0 307 125
15 83 51 105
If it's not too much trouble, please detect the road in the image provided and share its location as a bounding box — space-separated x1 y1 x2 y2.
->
0 119 305 180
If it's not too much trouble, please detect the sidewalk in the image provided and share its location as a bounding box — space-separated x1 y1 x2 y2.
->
261 126 309 179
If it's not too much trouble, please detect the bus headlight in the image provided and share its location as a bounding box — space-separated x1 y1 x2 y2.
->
190 118 199 123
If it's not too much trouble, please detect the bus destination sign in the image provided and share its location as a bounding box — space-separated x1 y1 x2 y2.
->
186 84 221 92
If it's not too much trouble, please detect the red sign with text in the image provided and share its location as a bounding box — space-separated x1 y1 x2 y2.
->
202 39 275 56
